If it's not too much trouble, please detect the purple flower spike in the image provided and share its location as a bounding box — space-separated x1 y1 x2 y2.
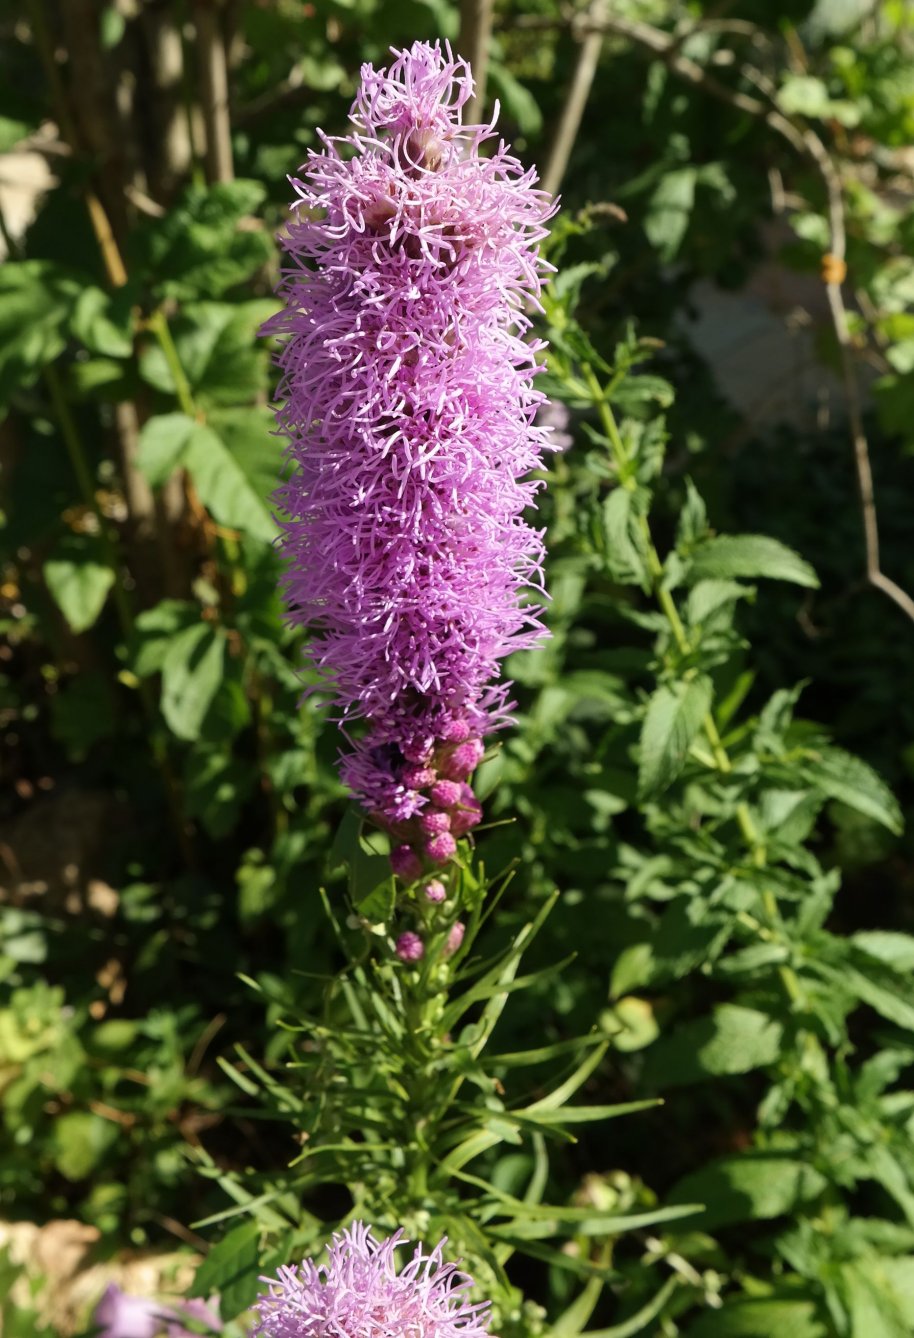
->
267 40 556 863
254 1221 492 1338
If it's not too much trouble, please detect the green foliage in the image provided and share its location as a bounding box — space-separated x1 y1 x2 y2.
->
2 2 914 1336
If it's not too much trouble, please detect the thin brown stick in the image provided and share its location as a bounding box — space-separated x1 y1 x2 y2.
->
541 0 607 198
459 0 495 122
195 0 234 183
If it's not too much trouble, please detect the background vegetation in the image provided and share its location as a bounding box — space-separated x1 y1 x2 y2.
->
2 0 914 1334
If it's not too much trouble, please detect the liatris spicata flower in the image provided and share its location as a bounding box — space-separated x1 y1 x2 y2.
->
267 41 556 876
254 1221 492 1338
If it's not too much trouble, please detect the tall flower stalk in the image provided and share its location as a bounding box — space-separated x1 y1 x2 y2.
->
267 40 556 881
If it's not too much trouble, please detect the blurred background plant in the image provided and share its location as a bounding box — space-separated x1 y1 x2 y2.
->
2 0 914 1334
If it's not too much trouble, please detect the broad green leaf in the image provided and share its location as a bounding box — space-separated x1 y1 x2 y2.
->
778 74 860 126
137 412 196 485
190 1220 261 1320
186 417 278 542
852 932 914 973
800 746 902 835
139 300 275 408
138 411 278 541
71 286 133 358
43 536 116 634
638 676 713 797
131 599 199 676
689 535 819 588
642 1005 783 1089
330 808 392 912
132 180 274 299
160 622 226 741
0 261 81 414
684 1297 827 1337
842 954 914 1032
838 1258 914 1337
687 580 751 627
669 1154 827 1229
52 1110 119 1181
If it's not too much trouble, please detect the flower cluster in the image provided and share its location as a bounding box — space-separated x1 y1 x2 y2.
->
254 1221 492 1338
267 40 555 875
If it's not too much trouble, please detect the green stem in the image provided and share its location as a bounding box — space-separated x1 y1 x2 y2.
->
585 366 805 1001
147 309 199 419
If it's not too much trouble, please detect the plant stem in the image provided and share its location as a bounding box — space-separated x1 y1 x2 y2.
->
585 367 809 1003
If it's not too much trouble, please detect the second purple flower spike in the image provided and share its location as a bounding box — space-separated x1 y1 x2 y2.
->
267 40 556 876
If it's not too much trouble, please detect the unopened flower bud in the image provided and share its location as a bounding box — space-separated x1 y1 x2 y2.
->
440 738 484 782
420 810 451 836
426 832 457 864
395 931 425 962
424 879 447 903
429 779 462 808
443 921 466 958
390 844 423 882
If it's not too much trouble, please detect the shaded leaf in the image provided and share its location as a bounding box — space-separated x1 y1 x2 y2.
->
43 536 115 634
638 676 713 797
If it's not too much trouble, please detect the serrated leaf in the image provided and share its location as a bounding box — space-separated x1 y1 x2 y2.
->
689 535 819 588
686 580 750 626
676 478 708 549
43 536 116 634
160 622 226 741
801 746 902 835
638 676 713 797
603 488 648 587
190 1220 261 1320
